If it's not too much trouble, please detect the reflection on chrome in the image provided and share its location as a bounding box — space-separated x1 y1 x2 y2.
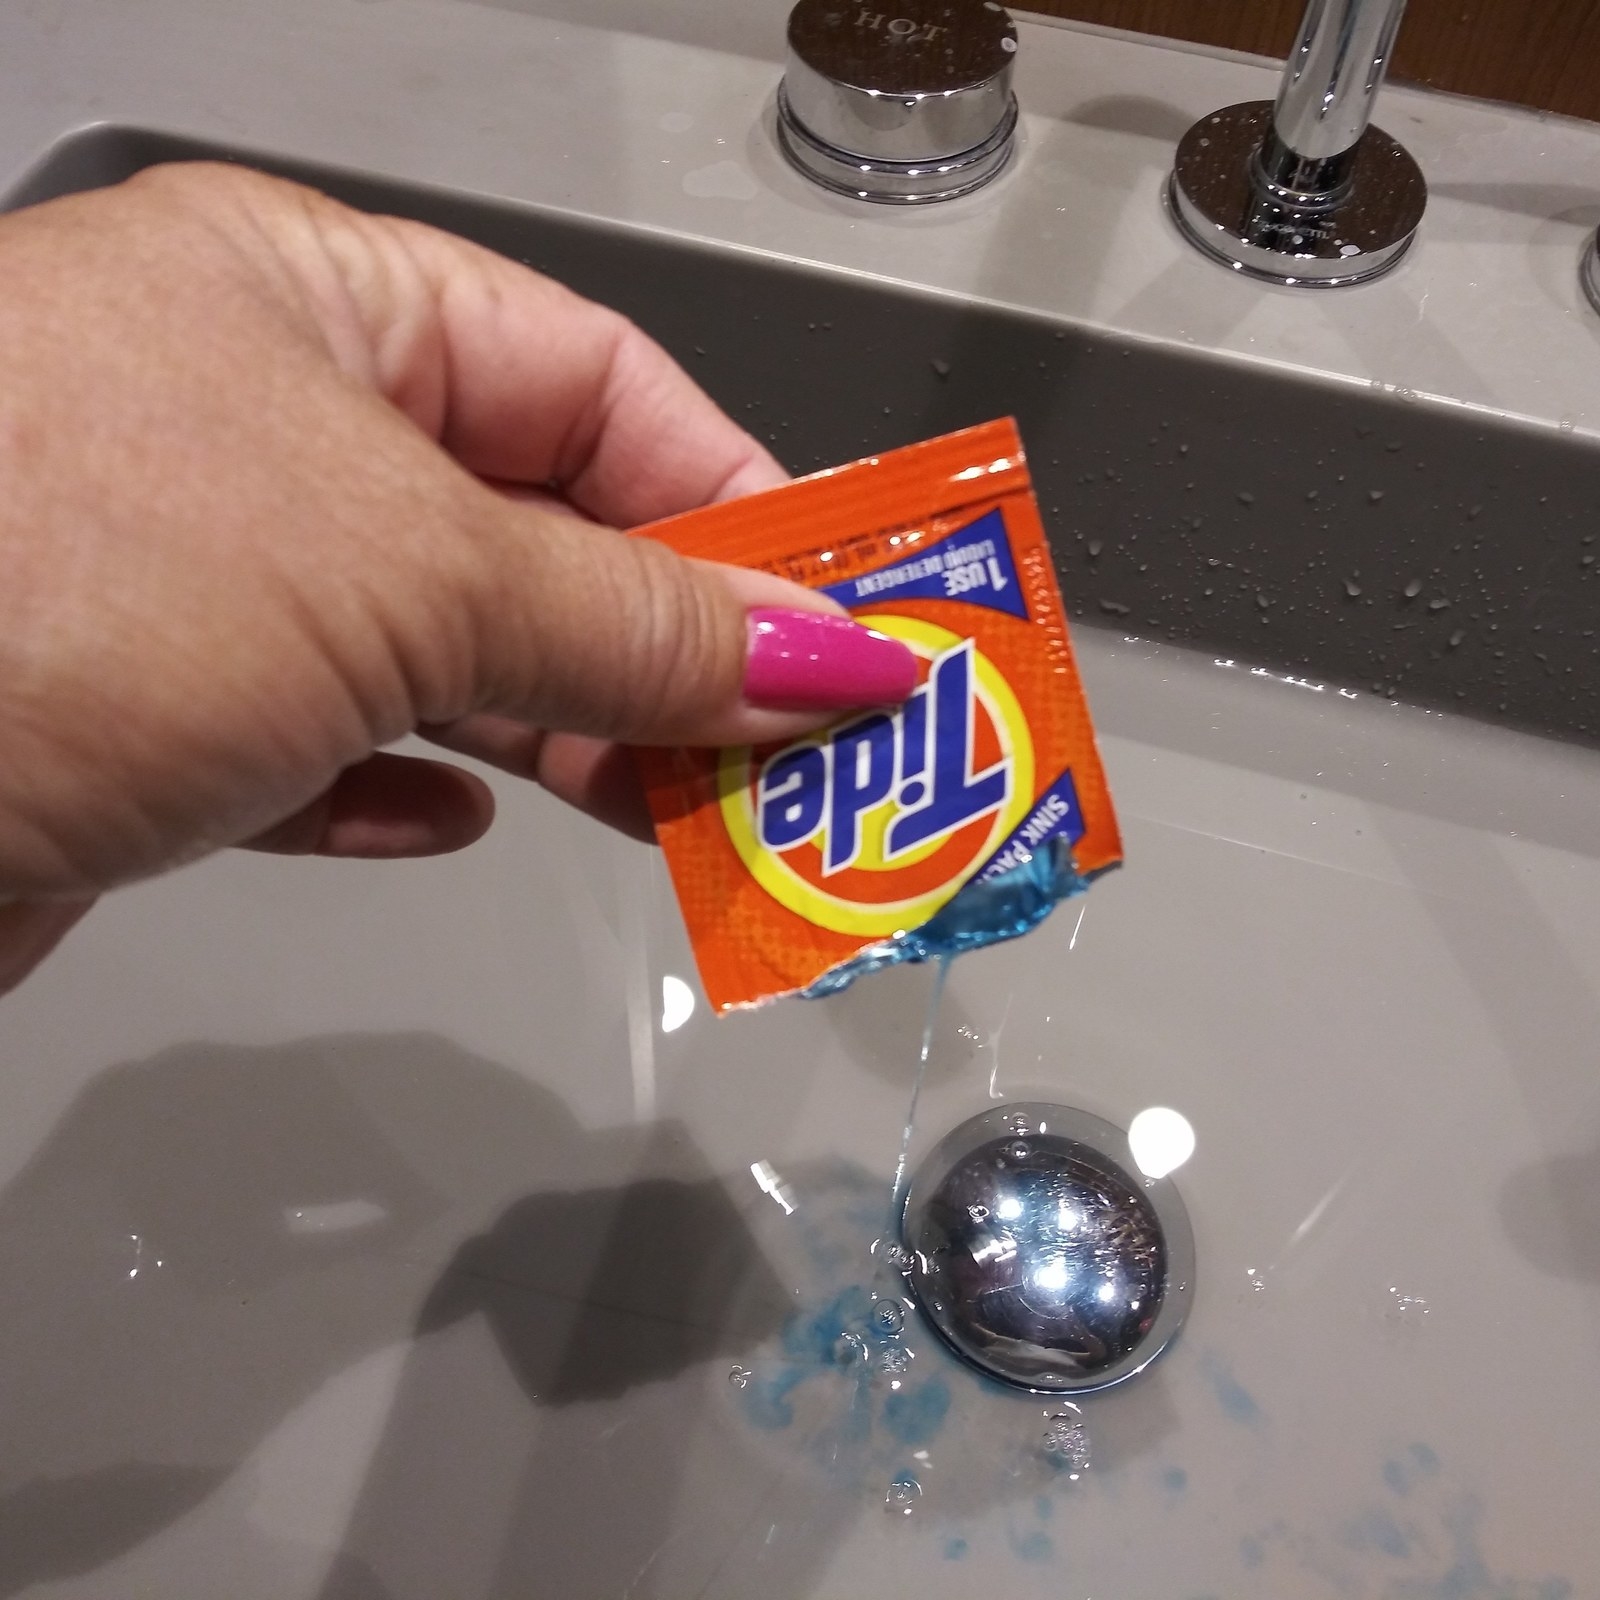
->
1127 1106 1196 1180
902 1103 1194 1392
1033 1257 1070 1293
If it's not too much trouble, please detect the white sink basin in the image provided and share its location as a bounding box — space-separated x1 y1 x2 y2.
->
1 628 1593 1598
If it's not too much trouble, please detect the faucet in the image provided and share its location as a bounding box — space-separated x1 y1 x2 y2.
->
776 0 1020 204
1169 0 1426 286
769 0 1425 274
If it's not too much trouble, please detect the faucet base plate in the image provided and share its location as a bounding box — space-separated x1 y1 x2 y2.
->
775 82 1016 205
1582 230 1600 318
1169 101 1425 287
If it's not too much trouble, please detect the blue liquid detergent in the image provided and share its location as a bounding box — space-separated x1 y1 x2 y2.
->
728 947 1093 1563
886 955 953 1220
801 839 1092 999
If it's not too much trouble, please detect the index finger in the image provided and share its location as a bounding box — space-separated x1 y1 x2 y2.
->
348 207 789 525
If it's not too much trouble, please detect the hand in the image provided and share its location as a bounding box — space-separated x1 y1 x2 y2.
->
0 163 915 990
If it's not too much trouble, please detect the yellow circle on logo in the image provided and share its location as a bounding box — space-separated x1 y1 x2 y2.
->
718 616 1036 937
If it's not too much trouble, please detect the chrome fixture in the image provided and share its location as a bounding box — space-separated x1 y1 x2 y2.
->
900 1103 1194 1393
777 0 1019 204
1583 232 1600 318
1170 0 1425 285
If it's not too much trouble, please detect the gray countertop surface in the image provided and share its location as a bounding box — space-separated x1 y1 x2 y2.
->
3 0 1598 437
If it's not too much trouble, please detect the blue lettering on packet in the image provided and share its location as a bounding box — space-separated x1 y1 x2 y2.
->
975 767 1084 883
757 639 1012 874
781 503 1109 997
819 507 1028 621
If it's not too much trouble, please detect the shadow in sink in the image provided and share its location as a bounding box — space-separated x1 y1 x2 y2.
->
418 1174 791 1403
325 1143 1181 1600
1365 802 1600 1288
0 1030 783 1597
1501 1140 1600 1285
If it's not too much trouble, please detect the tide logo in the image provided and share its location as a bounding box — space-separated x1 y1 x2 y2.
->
718 616 1036 936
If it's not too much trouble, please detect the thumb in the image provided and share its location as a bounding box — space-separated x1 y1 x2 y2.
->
460 500 919 747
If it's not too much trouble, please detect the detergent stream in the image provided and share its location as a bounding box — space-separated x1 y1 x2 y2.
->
886 954 954 1234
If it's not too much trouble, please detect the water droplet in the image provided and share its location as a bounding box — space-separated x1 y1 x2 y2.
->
885 1473 923 1514
930 358 951 379
729 1365 752 1388
1368 489 1385 503
1403 577 1423 598
1041 1407 1090 1473
1006 1139 1031 1162
878 1239 915 1273
1343 578 1362 598
1384 1286 1431 1323
1236 490 1255 505
1086 538 1103 558
1098 598 1130 616
873 1299 906 1335
879 1344 913 1374
834 1329 871 1365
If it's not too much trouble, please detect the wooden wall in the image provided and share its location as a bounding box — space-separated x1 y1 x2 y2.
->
1022 1 1600 122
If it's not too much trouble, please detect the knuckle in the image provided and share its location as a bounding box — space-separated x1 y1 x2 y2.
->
606 538 733 741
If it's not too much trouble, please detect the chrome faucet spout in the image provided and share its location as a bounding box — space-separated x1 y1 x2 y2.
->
1272 0 1409 170
1168 0 1424 286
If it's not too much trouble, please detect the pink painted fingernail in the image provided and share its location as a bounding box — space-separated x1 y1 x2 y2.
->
744 608 918 711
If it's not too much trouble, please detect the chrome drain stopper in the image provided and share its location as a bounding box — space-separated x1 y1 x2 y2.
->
901 1103 1194 1393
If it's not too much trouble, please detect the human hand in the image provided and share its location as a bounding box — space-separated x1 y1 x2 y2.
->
0 163 915 989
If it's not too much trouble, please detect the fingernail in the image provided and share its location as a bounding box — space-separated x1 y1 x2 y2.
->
744 608 918 712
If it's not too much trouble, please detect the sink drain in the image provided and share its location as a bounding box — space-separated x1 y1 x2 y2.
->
901 1103 1194 1393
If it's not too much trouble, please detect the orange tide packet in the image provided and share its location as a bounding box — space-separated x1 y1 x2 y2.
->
636 418 1120 1013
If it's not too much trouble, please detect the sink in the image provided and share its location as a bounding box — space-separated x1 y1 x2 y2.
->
1 9 1599 1598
